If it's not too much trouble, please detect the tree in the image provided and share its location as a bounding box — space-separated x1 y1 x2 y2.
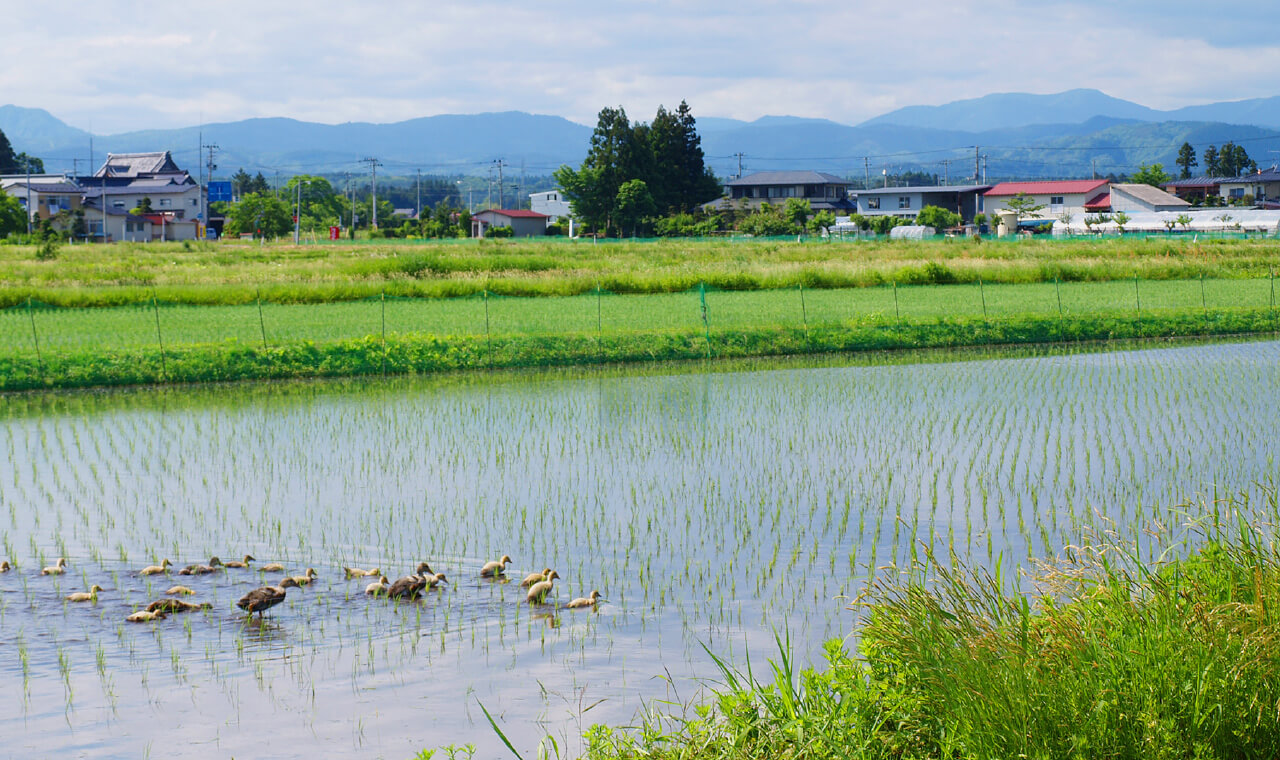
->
231 168 253 198
614 179 656 237
808 209 837 235
248 172 271 195
554 106 635 235
1176 214 1192 231
1130 163 1171 187
1217 142 1253 177
0 129 18 174
1003 192 1045 221
1113 211 1130 233
1176 142 1197 179
224 192 292 238
1202 145 1220 177
916 205 961 230
783 198 811 231
0 187 25 237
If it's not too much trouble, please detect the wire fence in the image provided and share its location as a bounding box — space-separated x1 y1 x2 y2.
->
3 275 1277 378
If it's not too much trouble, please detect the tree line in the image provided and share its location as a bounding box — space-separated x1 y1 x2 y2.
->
1174 140 1258 180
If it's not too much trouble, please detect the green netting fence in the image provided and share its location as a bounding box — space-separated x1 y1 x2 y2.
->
2 275 1278 389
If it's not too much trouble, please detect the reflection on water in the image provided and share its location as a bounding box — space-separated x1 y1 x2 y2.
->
1 339 1278 757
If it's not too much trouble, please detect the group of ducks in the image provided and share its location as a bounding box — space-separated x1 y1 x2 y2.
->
7 553 605 623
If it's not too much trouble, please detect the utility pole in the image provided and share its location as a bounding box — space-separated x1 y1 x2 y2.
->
940 159 951 186
203 143 219 240
493 158 508 209
982 155 988 184
293 179 310 245
975 146 980 183
361 157 381 229
24 157 32 235
733 152 745 179
1091 159 1097 180
415 168 421 222
864 157 870 189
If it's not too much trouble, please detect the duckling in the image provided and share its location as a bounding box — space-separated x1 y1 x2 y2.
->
424 572 448 590
126 610 168 623
480 555 512 578
224 555 256 569
166 585 196 596
66 585 104 603
0 560 11 572
387 573 427 600
289 568 318 586
344 566 380 578
566 590 606 609
236 577 299 617
140 559 172 575
525 570 561 604
259 562 286 572
41 558 68 575
147 598 212 614
365 575 390 596
179 556 223 575
520 568 553 587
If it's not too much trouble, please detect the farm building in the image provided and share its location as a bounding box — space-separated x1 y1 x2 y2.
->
472 209 549 237
1052 209 1280 235
1106 184 1191 213
983 179 1110 220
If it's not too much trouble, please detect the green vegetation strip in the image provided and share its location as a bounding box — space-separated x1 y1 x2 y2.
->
1 306 1275 391
582 521 1280 759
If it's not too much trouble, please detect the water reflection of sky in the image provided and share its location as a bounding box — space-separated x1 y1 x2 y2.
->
1 339 1278 757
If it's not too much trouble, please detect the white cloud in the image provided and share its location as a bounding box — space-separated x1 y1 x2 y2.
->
5 1 1279 133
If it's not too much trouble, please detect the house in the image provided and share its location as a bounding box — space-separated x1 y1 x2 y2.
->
1107 184 1191 214
0 177 84 224
854 184 992 223
711 171 854 212
983 179 1110 222
1218 167 1280 205
472 209 549 237
78 151 204 235
530 190 572 221
1161 176 1223 202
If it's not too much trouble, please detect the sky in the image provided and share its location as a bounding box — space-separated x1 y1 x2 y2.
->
7 1 1280 134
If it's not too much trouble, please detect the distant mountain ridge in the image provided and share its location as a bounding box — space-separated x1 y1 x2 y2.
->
2 89 1278 181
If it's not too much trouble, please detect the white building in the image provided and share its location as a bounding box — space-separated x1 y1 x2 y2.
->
530 190 572 221
983 179 1111 223
1219 168 1280 205
1107 183 1191 214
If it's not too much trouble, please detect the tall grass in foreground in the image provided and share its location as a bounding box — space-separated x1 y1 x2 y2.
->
583 508 1280 759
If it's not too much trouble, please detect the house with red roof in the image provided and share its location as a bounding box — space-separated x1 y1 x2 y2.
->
472 208 550 237
983 179 1110 224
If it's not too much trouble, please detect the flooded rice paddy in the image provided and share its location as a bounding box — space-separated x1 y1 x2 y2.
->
2 339 1278 758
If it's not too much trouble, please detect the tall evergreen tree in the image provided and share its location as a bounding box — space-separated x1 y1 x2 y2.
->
1202 145 1220 177
672 101 723 211
1175 142 1197 180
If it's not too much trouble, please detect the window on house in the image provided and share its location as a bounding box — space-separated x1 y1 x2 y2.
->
867 197 880 210
159 198 172 207
898 196 911 209
112 201 125 209
1050 196 1064 205
1229 188 1244 199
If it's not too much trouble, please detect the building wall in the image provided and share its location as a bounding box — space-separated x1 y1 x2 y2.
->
530 191 572 220
857 191 923 217
1219 179 1280 203
984 191 1096 221
102 187 202 220
509 217 546 237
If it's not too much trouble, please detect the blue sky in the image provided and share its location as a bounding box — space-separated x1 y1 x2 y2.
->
7 1 1279 133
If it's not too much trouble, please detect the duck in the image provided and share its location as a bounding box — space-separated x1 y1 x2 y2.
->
520 568 553 587
387 572 428 600
259 562 286 572
0 560 11 572
525 571 561 604
224 555 256 569
42 558 68 575
140 559 172 575
365 575 390 596
424 572 448 590
126 610 168 623
66 585 104 603
166 585 196 596
289 568 318 586
147 598 212 614
344 566 380 578
236 577 300 617
480 555 512 578
179 556 223 575
566 590 606 609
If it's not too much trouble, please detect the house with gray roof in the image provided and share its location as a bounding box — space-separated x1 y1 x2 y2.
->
1218 167 1280 206
855 184 992 223
93 151 184 178
709 171 854 212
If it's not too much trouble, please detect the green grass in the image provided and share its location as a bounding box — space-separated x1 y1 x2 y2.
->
2 236 1279 307
582 510 1280 759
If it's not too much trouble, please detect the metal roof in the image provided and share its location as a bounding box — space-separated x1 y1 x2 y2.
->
985 179 1109 197
4 181 80 193
1084 192 1111 210
857 184 991 195
1163 177 1225 188
93 151 182 178
477 209 549 219
1219 168 1280 184
1110 183 1190 208
726 171 848 187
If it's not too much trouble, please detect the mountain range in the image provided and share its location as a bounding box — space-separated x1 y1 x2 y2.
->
3 89 1279 183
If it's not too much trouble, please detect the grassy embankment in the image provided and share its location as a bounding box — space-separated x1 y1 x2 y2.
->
580 510 1280 759
1 237 1277 390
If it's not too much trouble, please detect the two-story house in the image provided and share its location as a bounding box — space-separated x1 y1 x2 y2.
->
854 184 992 223
712 171 854 212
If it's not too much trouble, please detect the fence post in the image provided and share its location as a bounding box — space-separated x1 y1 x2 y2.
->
799 282 808 331
699 282 711 358
1055 276 1063 315
893 281 900 321
1134 276 1141 313
595 283 603 363
27 297 43 382
979 278 987 318
483 289 492 368
256 287 268 350
380 290 387 378
151 291 167 380
1200 273 1206 313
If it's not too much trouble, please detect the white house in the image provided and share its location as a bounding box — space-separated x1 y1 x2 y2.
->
1218 167 1280 205
472 209 549 237
530 190 572 221
983 179 1110 223
854 184 991 223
